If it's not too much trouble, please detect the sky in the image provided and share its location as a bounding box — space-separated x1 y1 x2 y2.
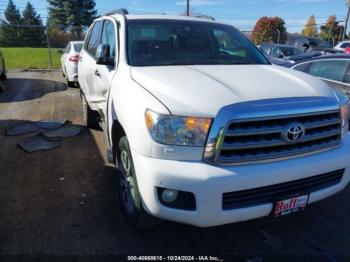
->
0 0 348 33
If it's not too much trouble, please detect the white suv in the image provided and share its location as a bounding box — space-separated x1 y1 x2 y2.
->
79 10 350 228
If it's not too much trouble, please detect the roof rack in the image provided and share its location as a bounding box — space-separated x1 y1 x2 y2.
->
105 9 129 16
192 15 215 21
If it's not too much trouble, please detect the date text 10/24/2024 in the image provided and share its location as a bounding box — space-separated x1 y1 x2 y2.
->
127 256 222 261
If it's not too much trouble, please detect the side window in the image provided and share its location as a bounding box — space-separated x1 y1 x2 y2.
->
101 20 117 59
341 43 350 49
259 45 270 55
293 62 310 72
308 60 350 82
64 43 71 54
295 38 308 47
86 21 103 57
213 29 246 58
270 47 283 58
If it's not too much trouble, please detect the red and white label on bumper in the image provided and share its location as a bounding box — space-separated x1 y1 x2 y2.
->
274 195 309 217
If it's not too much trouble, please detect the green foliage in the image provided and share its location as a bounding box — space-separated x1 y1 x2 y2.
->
0 0 23 47
251 17 287 45
48 28 84 48
1 48 61 69
22 2 46 47
0 0 46 47
301 15 317 37
319 15 344 43
48 0 97 37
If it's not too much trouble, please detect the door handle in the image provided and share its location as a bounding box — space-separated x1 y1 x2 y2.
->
94 69 101 77
79 57 82 62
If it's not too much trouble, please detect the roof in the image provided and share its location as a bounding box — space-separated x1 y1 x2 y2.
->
292 54 350 65
260 43 299 49
111 13 227 25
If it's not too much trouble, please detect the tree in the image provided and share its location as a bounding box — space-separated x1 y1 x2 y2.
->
48 0 97 37
319 15 344 44
0 0 23 46
251 17 287 45
301 15 317 37
22 2 46 47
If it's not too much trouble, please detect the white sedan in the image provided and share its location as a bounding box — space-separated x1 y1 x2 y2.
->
61 41 83 87
334 41 350 52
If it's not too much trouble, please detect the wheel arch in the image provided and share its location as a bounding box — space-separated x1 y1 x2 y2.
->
111 119 126 163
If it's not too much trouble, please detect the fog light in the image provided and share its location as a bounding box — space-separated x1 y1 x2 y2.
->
161 189 178 203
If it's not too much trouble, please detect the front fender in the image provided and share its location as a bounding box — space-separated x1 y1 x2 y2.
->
108 66 170 157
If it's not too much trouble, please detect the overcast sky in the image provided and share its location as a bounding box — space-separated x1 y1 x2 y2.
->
0 0 348 33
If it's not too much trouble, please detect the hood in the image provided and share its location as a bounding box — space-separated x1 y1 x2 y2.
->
131 65 335 117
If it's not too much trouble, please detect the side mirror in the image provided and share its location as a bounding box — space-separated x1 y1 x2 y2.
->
57 50 63 55
96 44 115 66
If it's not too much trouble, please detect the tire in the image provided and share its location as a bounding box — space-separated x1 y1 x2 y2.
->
67 80 76 88
81 92 100 129
116 136 160 229
0 64 7 81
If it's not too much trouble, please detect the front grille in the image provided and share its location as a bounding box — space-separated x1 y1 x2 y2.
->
222 169 344 210
218 110 342 164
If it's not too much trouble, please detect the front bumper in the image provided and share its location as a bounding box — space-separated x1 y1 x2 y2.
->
131 135 350 227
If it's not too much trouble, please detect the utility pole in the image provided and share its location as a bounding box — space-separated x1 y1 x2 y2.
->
344 1 350 40
186 0 190 16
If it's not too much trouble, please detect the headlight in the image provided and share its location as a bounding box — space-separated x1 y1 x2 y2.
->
145 110 212 146
340 101 350 137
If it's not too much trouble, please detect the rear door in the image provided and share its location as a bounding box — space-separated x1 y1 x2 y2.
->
78 20 103 105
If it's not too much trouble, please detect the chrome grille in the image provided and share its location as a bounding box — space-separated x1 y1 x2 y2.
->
217 110 342 164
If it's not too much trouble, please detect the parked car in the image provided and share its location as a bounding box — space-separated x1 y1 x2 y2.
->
290 54 350 96
79 10 350 229
265 55 295 67
259 43 321 64
61 41 84 87
286 35 343 54
334 41 350 52
0 49 7 81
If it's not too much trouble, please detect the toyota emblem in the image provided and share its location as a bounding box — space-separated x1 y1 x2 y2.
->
282 122 305 144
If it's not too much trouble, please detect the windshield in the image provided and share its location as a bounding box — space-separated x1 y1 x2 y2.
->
279 46 304 56
74 43 83 52
127 20 269 66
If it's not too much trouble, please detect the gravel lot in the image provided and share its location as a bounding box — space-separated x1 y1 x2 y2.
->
0 71 350 260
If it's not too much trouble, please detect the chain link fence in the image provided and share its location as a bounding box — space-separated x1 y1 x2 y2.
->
0 24 338 70
0 24 85 70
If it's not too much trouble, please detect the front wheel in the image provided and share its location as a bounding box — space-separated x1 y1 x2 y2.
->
116 136 160 229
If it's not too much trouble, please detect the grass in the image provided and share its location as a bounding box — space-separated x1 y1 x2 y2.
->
1 48 62 69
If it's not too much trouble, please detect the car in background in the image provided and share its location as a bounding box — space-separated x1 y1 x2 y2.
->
335 41 350 52
61 41 84 87
290 54 350 96
259 43 321 64
286 35 343 54
0 49 7 81
266 56 295 67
